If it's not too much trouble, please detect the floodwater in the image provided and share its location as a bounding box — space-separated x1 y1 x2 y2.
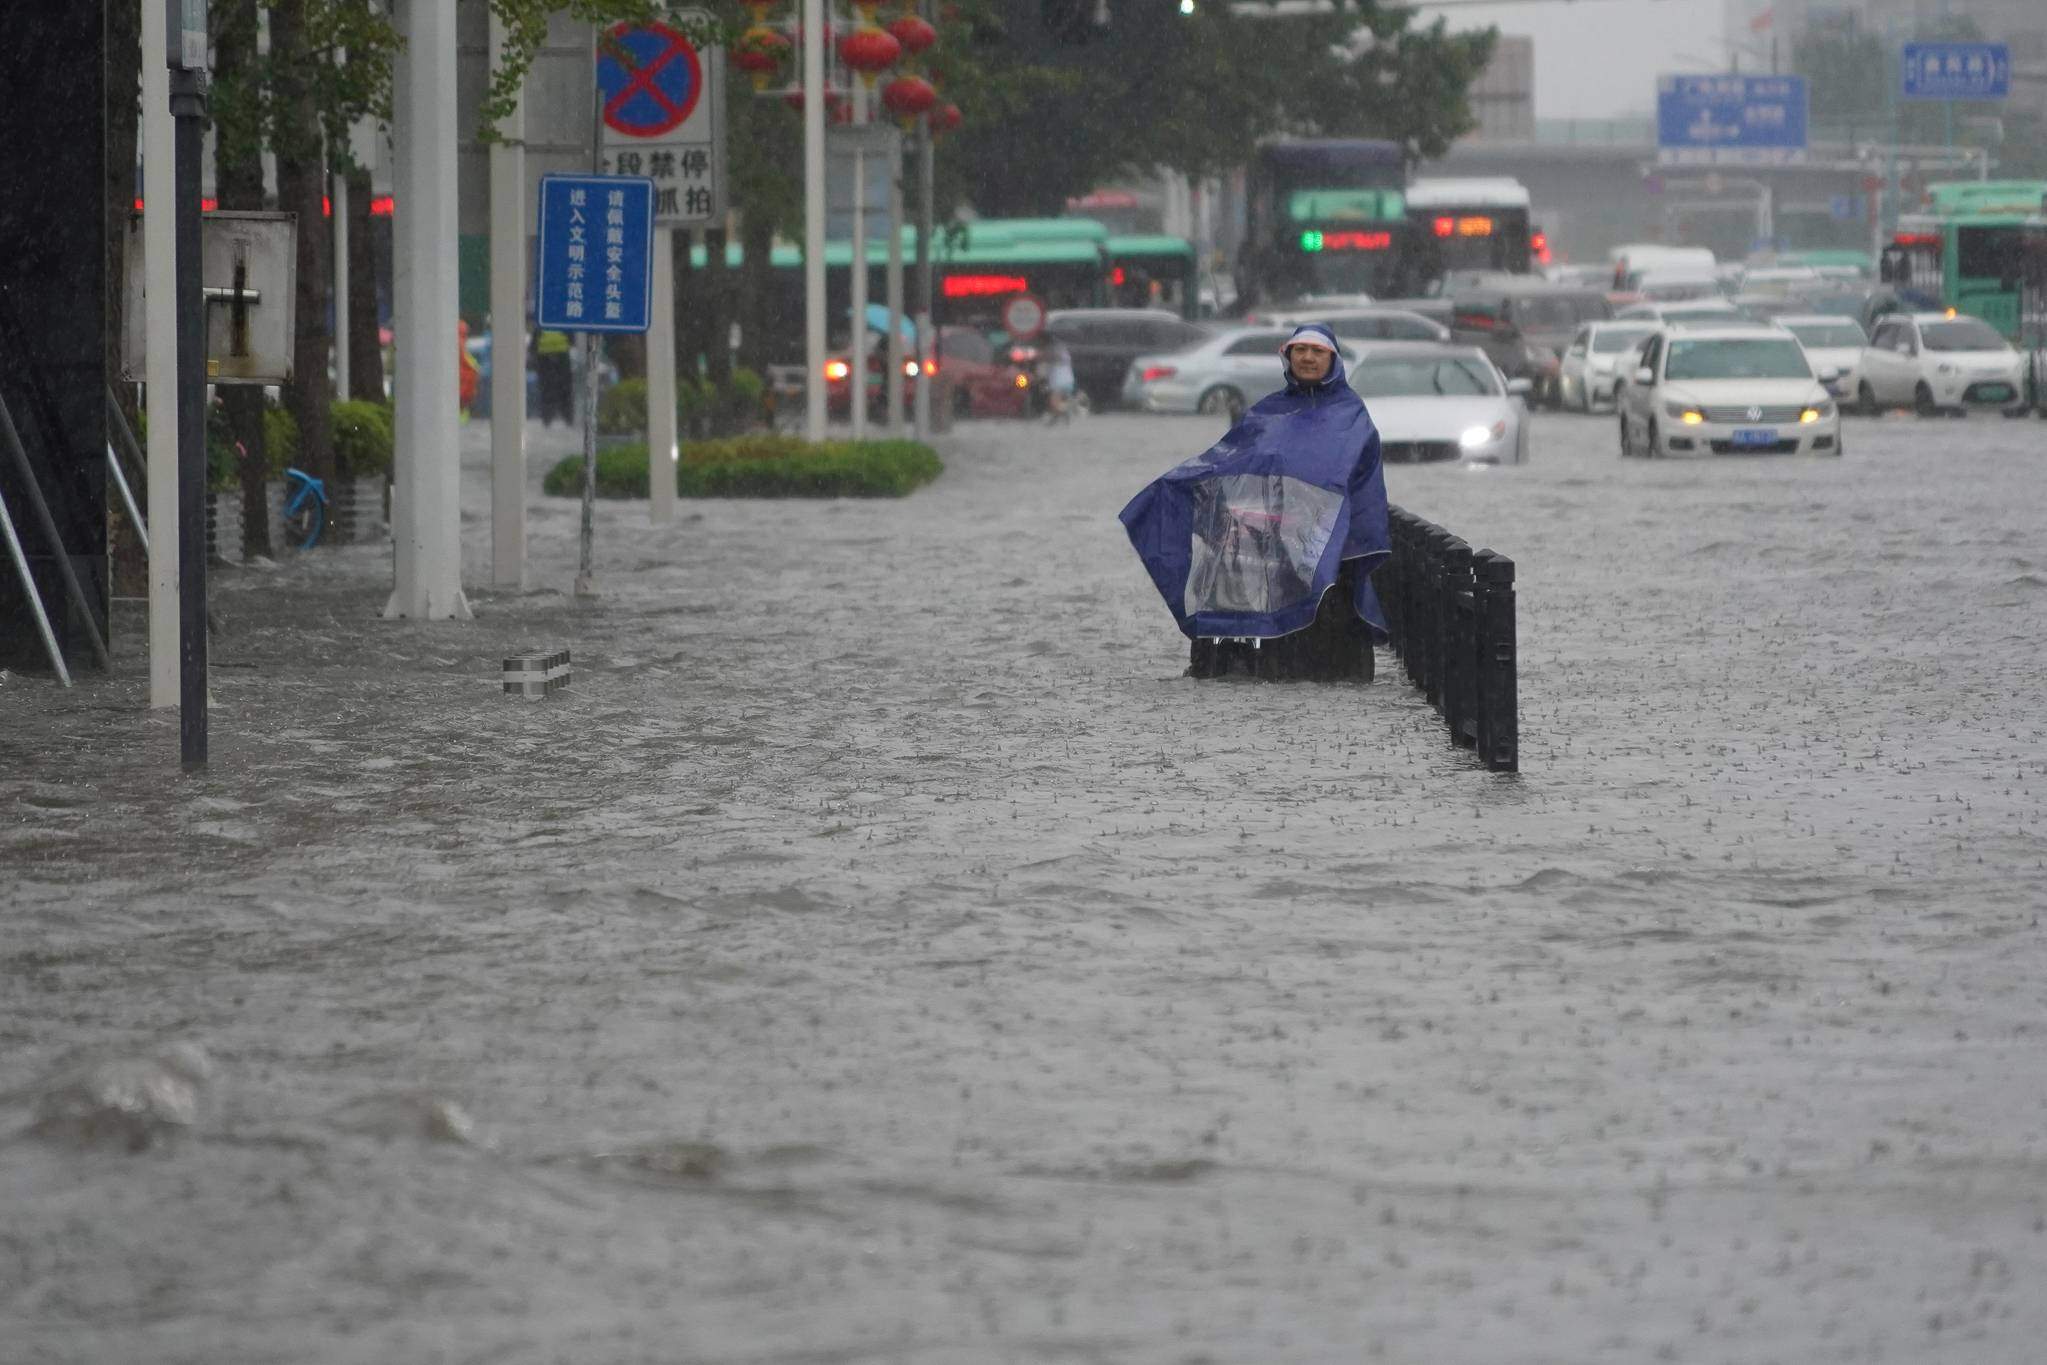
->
4 405 2046 1363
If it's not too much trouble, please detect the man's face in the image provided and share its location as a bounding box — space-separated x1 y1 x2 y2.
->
1287 343 1333 382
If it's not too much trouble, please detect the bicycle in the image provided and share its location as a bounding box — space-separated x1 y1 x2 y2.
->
280 467 328 550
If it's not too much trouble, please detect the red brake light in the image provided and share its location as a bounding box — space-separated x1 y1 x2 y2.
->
1433 216 1455 238
1141 365 1176 382
824 359 849 381
923 359 937 375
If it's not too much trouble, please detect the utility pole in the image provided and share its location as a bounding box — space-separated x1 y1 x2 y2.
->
169 0 210 770
913 0 934 442
142 0 180 710
803 0 827 441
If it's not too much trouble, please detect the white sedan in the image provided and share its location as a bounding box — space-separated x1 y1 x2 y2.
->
1617 325 1841 458
1558 321 1657 411
1857 312 2028 415
1122 326 1358 417
1350 343 1531 465
1774 314 1868 403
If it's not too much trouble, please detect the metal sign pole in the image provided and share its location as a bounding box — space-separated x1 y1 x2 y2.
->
576 26 603 599
489 10 528 586
886 147 905 435
168 0 211 769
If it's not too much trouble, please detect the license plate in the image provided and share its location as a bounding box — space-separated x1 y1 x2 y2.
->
1974 384 2013 403
1731 428 1777 446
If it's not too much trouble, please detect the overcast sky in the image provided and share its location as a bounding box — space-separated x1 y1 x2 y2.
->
1407 0 1730 120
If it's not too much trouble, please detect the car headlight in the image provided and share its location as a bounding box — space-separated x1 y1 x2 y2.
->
1663 402 1705 425
1459 421 1507 448
1799 402 1833 423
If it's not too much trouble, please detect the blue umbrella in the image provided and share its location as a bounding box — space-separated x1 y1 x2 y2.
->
854 302 917 343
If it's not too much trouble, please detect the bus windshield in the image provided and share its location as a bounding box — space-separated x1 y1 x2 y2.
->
1664 338 1811 381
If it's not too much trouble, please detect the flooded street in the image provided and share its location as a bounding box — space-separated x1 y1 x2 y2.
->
6 407 2047 1363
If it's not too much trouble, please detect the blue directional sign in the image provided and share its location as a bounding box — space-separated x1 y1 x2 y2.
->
1656 74 1809 166
534 174 655 334
1901 43 2010 102
1829 194 1867 222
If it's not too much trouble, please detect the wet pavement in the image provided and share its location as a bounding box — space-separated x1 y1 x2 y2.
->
4 405 2047 1363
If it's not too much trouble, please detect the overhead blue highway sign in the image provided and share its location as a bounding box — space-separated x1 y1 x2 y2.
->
1656 74 1809 166
1901 43 2010 102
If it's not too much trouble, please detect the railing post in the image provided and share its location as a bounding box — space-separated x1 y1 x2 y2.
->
1475 549 1518 772
1444 535 1475 748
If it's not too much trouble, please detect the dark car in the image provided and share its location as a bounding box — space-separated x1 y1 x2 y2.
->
1045 308 1212 410
1445 283 1614 407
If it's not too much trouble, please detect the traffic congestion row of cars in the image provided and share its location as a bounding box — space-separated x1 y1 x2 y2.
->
823 255 2035 468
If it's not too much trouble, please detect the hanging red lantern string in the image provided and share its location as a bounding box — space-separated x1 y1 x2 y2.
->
837 24 901 89
880 73 937 128
930 101 962 135
885 14 936 59
733 25 792 91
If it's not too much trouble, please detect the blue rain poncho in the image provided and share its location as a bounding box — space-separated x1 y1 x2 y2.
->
1120 324 1390 641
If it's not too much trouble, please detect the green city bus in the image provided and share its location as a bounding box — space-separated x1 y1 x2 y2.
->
1105 235 1199 319
1883 180 2047 339
687 217 1112 362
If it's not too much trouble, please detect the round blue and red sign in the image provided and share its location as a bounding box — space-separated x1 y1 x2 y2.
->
597 22 703 138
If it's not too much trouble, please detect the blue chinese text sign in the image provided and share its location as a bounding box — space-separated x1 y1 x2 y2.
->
1656 74 1809 166
535 174 654 335
1901 43 2010 102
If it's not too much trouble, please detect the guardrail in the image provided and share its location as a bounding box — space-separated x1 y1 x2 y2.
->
1376 505 1519 772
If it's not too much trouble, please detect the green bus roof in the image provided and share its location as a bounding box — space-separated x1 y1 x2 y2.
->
1107 234 1197 261
688 226 1108 270
1917 180 2047 220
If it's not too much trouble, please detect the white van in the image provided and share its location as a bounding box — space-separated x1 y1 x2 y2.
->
1609 244 1718 293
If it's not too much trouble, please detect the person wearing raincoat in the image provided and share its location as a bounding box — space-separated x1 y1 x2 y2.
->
1119 323 1389 678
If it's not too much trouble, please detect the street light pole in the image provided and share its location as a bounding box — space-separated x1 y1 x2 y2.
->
168 0 210 771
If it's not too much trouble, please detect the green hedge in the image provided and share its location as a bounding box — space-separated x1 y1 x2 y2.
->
596 368 769 436
542 434 942 500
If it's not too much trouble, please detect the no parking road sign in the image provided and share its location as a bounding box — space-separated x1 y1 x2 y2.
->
535 174 655 334
596 17 725 229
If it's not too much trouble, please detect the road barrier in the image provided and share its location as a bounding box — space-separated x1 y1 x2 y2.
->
1376 506 1518 772
503 649 572 700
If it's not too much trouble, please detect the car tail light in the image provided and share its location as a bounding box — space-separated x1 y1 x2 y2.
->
923 360 937 375
824 359 849 381
1141 365 1176 382
1014 374 1030 389
903 360 918 377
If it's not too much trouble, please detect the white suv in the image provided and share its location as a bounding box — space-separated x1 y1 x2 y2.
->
1618 325 1841 458
1857 312 2026 415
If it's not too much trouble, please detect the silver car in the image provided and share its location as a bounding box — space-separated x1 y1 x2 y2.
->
1122 326 1357 416
1558 321 1657 411
1349 342 1532 465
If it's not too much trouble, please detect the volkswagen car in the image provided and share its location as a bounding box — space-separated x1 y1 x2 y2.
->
1617 325 1841 458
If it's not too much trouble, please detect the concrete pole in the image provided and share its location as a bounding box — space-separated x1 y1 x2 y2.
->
803 0 827 442
648 227 678 525
850 91 868 441
334 170 350 401
886 146 905 434
488 10 528 586
913 104 934 441
384 0 471 621
143 0 180 708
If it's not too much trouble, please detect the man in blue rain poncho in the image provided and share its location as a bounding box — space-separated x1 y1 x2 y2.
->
1120 323 1390 676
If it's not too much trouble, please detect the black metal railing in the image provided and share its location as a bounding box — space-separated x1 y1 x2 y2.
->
1376 505 1518 772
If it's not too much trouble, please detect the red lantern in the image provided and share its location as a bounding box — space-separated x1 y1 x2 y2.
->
931 101 962 135
886 14 937 57
881 73 937 126
733 27 791 91
837 26 901 87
